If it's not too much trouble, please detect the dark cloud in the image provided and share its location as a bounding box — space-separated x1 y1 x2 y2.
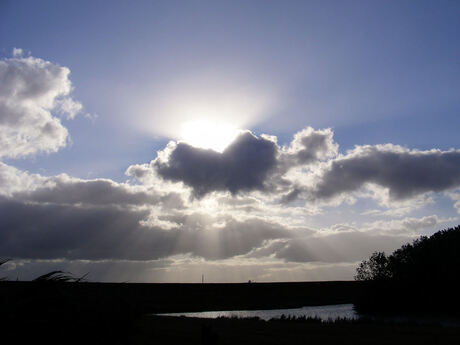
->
311 146 460 201
0 162 186 212
151 127 339 198
0 197 153 260
137 129 460 207
167 215 290 260
154 131 278 197
0 187 421 268
0 196 290 261
279 187 302 204
13 178 162 207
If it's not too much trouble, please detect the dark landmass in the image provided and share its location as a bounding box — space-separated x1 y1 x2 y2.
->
0 279 362 314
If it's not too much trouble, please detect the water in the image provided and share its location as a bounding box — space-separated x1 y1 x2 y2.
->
156 304 460 327
157 303 357 321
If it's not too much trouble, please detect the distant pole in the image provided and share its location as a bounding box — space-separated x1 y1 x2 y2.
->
202 274 204 283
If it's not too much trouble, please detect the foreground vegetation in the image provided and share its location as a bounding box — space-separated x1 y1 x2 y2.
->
132 315 460 345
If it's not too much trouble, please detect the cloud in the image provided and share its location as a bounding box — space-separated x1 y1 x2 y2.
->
284 127 338 165
0 162 183 209
154 131 279 197
130 127 460 211
447 190 460 214
0 192 292 261
12 175 163 207
359 215 443 236
0 197 152 260
0 162 40 195
0 52 83 158
132 127 339 198
2 155 446 267
398 215 439 231
278 232 410 263
1 60 458 287
317 215 443 238
0 163 292 261
307 145 460 203
244 213 447 264
12 48 23 57
55 97 83 120
245 231 412 264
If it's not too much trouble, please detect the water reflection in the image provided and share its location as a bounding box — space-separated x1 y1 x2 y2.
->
157 303 357 321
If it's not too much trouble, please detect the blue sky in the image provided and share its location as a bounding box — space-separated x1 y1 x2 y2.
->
1 1 460 282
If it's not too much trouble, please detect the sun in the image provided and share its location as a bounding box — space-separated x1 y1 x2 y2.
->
179 119 240 152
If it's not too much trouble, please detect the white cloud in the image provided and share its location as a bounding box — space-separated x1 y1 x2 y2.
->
0 162 46 195
83 112 98 121
0 52 83 158
12 48 23 57
360 215 442 236
447 190 460 214
55 97 83 120
284 126 338 164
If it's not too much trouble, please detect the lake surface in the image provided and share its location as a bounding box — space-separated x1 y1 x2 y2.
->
157 303 357 321
156 304 460 327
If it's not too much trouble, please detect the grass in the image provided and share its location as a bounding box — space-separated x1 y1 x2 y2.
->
132 314 460 345
33 270 88 282
0 258 9 280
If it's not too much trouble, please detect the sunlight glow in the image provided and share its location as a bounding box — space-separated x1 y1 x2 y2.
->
132 71 275 145
180 120 240 152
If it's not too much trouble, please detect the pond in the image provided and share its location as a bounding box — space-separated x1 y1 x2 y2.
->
156 303 357 321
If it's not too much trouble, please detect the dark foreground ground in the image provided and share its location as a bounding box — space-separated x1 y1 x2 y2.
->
2 280 460 344
132 315 460 345
4 313 460 345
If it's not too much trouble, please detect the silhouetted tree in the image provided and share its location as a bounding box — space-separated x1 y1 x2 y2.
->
354 225 460 314
354 252 391 281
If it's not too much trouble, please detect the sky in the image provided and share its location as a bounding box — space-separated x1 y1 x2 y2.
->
0 0 459 282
